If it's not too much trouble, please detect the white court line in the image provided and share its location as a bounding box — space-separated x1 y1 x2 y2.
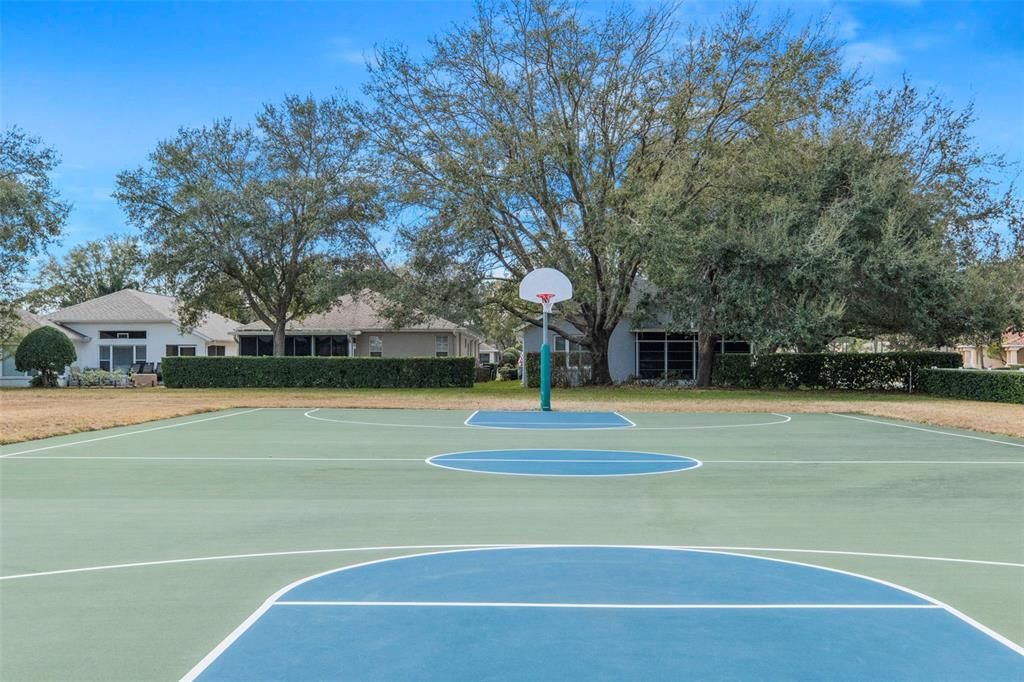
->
703 460 1024 465
180 545 1024 680
613 412 638 427
4 456 426 461
830 413 1024 449
306 408 791 431
273 600 941 610
0 409 263 458
4 541 1021 582
425 449 701 478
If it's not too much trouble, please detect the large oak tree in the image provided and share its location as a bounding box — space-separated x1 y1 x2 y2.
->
361 1 855 383
115 95 383 354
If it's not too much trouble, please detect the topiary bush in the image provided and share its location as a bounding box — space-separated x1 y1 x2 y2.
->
919 368 1024 404
714 352 962 391
15 326 76 387
161 356 476 388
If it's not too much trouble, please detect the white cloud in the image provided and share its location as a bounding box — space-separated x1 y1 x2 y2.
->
844 41 903 69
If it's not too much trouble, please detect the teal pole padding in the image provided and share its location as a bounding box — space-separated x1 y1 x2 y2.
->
540 308 551 411
540 342 552 411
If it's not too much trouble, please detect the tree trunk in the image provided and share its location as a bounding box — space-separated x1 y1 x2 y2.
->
588 329 613 385
695 330 716 388
273 322 287 357
976 344 986 369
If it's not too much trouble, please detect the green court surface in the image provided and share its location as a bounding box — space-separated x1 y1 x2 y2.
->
1 407 1022 680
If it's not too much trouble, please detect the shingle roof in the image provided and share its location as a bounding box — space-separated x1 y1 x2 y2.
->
48 289 240 342
8 309 88 341
235 291 477 337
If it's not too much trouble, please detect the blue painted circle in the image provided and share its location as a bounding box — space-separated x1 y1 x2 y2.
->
427 449 701 477
197 547 1024 681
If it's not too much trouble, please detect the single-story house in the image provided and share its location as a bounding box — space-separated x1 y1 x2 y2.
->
233 291 485 360
0 310 89 387
45 289 241 373
520 315 750 384
958 332 1024 369
478 342 503 365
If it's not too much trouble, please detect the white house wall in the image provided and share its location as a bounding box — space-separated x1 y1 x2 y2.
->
60 322 238 370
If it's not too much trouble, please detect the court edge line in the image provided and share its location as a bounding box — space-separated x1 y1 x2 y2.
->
0 409 264 458
305 408 791 431
272 600 942 609
830 413 1024 448
179 545 1024 680
425 448 702 478
6 542 1023 582
7 456 1022 464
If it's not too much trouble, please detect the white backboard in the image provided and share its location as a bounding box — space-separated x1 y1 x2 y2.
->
519 268 572 312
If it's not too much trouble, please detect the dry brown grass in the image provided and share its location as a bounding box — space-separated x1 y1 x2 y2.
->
1 385 1021 444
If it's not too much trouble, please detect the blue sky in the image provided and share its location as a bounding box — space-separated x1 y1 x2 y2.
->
3 0 1022 263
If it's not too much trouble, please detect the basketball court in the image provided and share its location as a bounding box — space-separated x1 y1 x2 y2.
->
1 406 1022 680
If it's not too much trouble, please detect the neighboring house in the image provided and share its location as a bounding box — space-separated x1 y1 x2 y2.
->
520 316 750 384
47 289 240 373
958 332 1024 369
234 291 484 360
478 342 503 365
0 310 88 387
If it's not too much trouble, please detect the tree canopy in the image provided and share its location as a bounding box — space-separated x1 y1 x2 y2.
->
0 127 69 340
115 95 383 354
363 0 1020 383
24 234 160 312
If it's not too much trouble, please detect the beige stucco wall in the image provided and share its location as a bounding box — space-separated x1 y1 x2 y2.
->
352 331 479 358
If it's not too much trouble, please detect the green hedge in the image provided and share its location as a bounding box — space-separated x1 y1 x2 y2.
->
162 356 476 388
714 352 962 391
919 368 1024 404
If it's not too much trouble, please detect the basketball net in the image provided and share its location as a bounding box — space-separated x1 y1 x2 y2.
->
537 292 555 313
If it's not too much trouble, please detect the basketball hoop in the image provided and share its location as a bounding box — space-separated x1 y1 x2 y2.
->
519 269 573 412
536 292 556 313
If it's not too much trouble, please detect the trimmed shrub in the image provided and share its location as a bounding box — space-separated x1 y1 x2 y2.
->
919 368 1024 404
714 352 962 391
498 364 519 381
161 356 475 388
15 327 76 387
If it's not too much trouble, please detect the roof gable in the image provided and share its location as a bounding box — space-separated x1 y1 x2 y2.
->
47 289 240 342
235 290 476 337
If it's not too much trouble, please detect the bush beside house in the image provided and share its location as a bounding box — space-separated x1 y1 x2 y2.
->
15 327 76 387
714 352 962 391
162 356 475 388
919 368 1024 404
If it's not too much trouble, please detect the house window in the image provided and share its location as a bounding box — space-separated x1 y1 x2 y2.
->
1 346 29 377
369 336 383 357
165 345 197 357
479 352 490 364
99 330 146 339
100 345 146 371
207 345 226 357
435 335 449 357
635 332 697 380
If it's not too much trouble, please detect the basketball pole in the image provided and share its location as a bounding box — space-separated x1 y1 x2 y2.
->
540 304 552 411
